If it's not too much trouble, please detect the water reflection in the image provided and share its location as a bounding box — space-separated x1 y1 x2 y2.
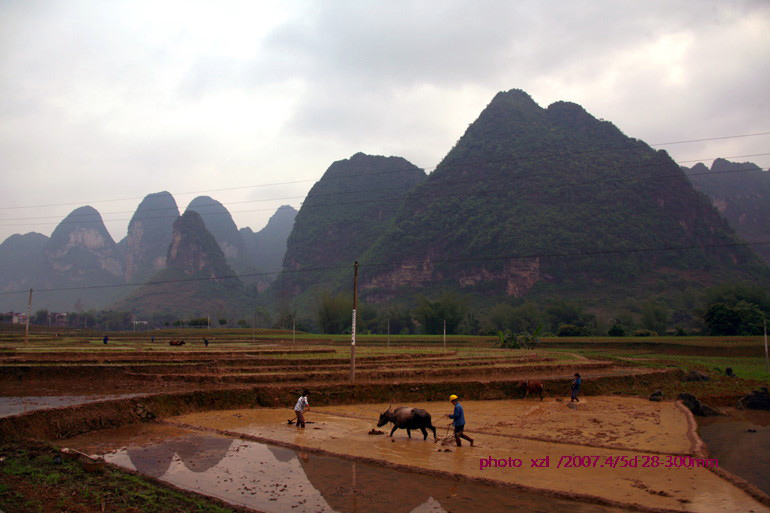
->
127 435 234 477
94 429 625 513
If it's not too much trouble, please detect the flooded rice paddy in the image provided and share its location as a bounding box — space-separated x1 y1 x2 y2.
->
698 408 770 495
66 423 628 513
0 393 144 417
65 398 770 513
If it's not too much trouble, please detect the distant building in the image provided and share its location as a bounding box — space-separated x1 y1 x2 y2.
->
1 312 27 324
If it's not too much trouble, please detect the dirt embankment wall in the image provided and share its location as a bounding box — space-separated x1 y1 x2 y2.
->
539 342 764 357
0 369 684 441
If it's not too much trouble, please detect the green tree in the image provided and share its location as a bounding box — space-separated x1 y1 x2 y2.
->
358 304 380 334
188 318 208 328
316 291 352 334
557 324 589 337
218 318 227 327
385 304 414 335
640 300 670 335
413 292 466 335
545 299 595 334
704 301 764 335
32 309 49 325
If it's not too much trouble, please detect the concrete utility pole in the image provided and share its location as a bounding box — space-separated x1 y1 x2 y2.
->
443 319 446 353
24 289 32 344
351 261 359 381
763 317 770 373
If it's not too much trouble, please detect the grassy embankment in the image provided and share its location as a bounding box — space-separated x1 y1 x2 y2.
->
0 442 250 513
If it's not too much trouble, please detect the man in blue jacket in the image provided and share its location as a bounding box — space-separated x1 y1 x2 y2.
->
448 394 474 447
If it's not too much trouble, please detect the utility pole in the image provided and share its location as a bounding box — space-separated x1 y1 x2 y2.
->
763 317 770 373
443 319 446 353
351 261 358 381
24 289 32 344
387 318 390 349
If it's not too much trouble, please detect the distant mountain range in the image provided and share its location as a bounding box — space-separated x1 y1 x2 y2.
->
682 158 770 265
1 88 768 320
353 90 766 306
0 194 296 314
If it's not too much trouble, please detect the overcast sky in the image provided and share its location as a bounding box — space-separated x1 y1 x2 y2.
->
1 0 769 244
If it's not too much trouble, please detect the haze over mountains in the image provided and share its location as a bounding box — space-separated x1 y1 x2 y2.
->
0 88 767 321
0 194 297 313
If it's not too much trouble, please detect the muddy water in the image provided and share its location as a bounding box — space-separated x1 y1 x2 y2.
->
698 408 770 495
165 400 770 512
0 394 144 417
66 423 627 513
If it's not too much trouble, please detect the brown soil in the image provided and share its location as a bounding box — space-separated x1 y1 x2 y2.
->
2 340 767 513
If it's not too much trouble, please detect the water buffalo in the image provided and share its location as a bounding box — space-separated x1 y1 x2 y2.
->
377 406 437 441
519 379 544 400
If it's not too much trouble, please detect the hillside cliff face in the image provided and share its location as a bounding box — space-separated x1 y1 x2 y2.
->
240 204 297 289
358 89 764 302
166 210 236 279
276 153 426 297
186 196 256 281
123 191 179 283
0 232 48 310
114 210 245 317
683 158 770 264
43 206 123 277
28 206 125 310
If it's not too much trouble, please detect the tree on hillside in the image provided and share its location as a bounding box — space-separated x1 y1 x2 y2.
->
413 292 466 335
385 304 415 335
640 300 670 335
702 283 770 314
490 302 543 334
545 299 595 334
316 291 352 334
704 301 765 335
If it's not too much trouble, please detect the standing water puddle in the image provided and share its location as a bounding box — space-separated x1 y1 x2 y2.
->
0 394 144 417
698 408 770 495
66 424 627 513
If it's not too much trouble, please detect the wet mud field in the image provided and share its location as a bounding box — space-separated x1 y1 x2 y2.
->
62 398 770 513
2 341 770 513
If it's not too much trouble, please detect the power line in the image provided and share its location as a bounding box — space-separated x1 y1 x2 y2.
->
0 153 767 230
1 239 767 298
0 130 768 214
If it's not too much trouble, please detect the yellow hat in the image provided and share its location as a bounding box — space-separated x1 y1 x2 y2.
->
449 394 458 401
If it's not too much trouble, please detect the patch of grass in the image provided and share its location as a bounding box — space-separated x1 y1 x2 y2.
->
0 442 247 513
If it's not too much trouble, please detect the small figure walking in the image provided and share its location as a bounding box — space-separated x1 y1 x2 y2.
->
448 394 474 447
571 373 582 402
102 335 108 345
294 389 310 428
203 337 209 347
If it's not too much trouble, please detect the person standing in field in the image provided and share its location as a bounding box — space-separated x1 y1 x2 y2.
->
294 389 310 428
448 394 474 447
571 373 582 402
102 335 108 345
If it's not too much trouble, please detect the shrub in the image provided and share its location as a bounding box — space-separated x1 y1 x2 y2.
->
557 324 589 337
